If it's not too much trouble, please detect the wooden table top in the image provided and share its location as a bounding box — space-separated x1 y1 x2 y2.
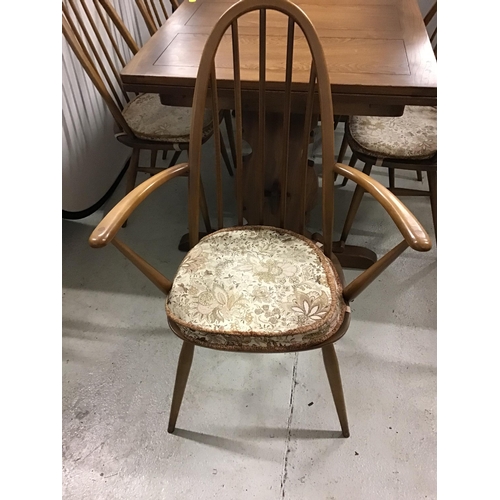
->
122 0 437 114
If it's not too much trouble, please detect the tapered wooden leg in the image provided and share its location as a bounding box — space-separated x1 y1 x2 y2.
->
388 168 395 190
416 169 423 182
168 341 195 433
340 152 358 187
340 162 373 243
168 150 182 168
150 149 158 177
122 148 140 227
322 344 349 437
125 148 140 196
337 133 349 163
220 132 234 176
223 109 238 169
427 169 437 238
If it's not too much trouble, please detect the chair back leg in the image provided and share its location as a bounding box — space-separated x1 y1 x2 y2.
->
168 341 195 433
322 344 350 437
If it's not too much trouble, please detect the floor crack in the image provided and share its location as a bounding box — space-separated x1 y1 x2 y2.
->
279 352 299 500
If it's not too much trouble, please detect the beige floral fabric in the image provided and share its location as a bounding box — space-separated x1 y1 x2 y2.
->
349 106 437 159
166 226 346 352
122 93 213 142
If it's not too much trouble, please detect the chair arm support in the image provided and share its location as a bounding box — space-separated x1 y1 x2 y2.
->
89 163 189 248
342 240 408 303
333 162 432 251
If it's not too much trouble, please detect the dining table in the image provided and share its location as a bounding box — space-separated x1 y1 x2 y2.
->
121 0 437 269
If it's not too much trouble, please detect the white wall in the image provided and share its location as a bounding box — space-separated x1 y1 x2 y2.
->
61 0 157 214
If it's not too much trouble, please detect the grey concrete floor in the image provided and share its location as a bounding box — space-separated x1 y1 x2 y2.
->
62 124 437 499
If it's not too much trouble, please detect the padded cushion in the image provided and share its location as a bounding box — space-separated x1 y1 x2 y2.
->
166 226 347 352
122 93 213 142
349 106 437 159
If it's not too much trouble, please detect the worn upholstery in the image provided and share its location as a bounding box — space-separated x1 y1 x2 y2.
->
166 227 347 352
349 106 437 160
122 93 213 142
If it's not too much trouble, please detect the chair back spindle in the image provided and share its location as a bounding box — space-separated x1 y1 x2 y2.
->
231 20 245 227
135 0 175 35
188 0 336 258
62 0 139 133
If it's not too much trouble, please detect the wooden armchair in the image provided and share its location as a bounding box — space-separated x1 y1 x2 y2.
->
89 0 431 438
62 0 232 231
336 2 437 237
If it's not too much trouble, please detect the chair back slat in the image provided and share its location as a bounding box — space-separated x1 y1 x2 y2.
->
423 2 437 27
147 0 163 28
423 1 437 58
231 20 245 227
279 17 294 228
135 0 172 34
158 0 170 19
93 0 127 69
257 9 267 225
62 13 132 135
65 0 124 107
135 0 156 35
98 0 140 54
143 0 157 28
297 62 316 235
188 0 336 258
209 66 224 229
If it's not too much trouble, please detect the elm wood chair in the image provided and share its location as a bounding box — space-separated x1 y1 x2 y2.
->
335 2 437 235
134 0 239 171
62 0 231 231
88 0 432 438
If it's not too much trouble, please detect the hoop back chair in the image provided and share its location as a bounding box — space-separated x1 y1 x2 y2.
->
336 2 437 237
62 0 230 231
89 0 431 438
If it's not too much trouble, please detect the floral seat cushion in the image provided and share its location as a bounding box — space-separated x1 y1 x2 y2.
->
166 227 347 352
122 93 213 142
349 106 437 160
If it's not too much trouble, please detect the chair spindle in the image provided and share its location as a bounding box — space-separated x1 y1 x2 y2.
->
231 20 244 226
280 18 295 228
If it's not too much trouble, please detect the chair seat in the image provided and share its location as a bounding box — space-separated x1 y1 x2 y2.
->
349 106 437 160
166 227 347 352
122 93 214 142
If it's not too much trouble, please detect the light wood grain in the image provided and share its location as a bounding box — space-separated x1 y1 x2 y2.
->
121 0 437 112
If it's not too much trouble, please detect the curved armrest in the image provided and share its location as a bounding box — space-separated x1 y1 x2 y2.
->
89 163 189 248
333 162 432 251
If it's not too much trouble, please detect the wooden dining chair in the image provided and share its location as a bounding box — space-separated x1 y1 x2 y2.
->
335 2 437 237
134 0 239 171
88 0 431 438
62 0 232 231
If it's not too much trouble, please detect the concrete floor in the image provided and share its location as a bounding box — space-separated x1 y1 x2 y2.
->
62 124 437 499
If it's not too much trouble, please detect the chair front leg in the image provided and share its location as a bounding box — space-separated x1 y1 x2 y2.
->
168 341 195 433
322 344 350 437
